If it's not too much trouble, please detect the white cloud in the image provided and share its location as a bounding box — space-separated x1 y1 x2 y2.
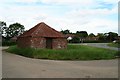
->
102 0 119 3
0 0 37 3
81 19 118 33
0 0 118 35
67 5 118 18
14 0 38 3
40 0 95 5
111 5 118 14
1 0 119 4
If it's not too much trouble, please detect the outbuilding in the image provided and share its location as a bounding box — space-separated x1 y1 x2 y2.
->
17 22 67 49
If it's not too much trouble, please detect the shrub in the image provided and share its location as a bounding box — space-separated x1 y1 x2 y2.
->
70 36 80 43
2 40 16 46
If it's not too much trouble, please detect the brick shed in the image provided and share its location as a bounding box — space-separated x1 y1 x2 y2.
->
17 22 67 49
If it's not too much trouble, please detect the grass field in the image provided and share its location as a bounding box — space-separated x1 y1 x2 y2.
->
6 44 118 60
108 43 120 48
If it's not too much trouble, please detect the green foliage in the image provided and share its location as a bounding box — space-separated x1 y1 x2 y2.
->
97 33 106 41
0 21 7 35
97 32 118 42
106 32 118 42
88 33 95 37
6 46 34 57
6 23 25 39
61 29 71 34
2 41 16 46
116 51 120 58
108 43 120 48
76 31 88 38
0 21 6 27
6 45 118 60
83 40 101 43
70 36 80 43
0 21 25 40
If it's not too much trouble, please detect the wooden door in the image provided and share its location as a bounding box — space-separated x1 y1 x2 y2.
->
46 38 52 49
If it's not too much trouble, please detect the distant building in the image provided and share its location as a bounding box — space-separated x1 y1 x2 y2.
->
17 22 67 49
85 36 99 41
65 34 76 41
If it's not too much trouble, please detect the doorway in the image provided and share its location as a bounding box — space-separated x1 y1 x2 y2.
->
46 38 52 49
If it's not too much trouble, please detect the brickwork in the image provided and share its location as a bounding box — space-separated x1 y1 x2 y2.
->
52 38 67 49
17 37 31 48
17 22 67 49
30 37 46 48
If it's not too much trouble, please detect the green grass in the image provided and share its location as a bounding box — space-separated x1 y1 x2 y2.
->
108 43 120 48
6 44 118 60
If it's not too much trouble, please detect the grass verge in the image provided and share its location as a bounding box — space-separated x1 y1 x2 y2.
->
6 45 118 60
107 43 120 48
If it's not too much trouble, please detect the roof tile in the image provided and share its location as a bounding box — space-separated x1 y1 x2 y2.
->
19 22 65 38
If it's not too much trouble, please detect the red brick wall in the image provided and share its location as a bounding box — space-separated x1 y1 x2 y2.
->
30 37 46 48
17 37 46 48
52 38 67 49
17 37 67 49
17 37 31 48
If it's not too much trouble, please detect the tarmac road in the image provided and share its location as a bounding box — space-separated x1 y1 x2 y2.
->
2 47 118 78
80 43 119 51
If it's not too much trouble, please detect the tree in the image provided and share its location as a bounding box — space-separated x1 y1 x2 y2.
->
0 21 7 36
76 31 88 38
88 33 95 37
71 36 80 43
106 32 118 42
76 31 88 43
61 29 71 34
6 23 25 39
97 33 106 41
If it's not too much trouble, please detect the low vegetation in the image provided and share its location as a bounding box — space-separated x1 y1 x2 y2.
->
108 42 120 48
2 41 16 46
6 44 118 60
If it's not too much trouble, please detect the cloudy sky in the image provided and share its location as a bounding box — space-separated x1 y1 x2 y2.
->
0 0 119 35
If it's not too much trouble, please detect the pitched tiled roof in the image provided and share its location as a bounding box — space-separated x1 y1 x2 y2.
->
65 34 76 38
19 22 65 38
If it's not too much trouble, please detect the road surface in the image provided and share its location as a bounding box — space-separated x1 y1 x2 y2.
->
2 47 118 78
80 43 119 51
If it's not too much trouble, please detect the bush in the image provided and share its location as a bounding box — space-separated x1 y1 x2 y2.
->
2 40 16 46
70 36 80 43
116 51 120 58
83 40 109 43
108 42 120 48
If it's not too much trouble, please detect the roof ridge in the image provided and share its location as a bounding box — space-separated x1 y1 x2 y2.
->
33 22 63 36
19 22 65 38
19 23 40 37
31 22 42 36
43 23 63 35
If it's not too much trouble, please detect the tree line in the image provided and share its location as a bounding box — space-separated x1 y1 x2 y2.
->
61 29 119 43
0 21 119 43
